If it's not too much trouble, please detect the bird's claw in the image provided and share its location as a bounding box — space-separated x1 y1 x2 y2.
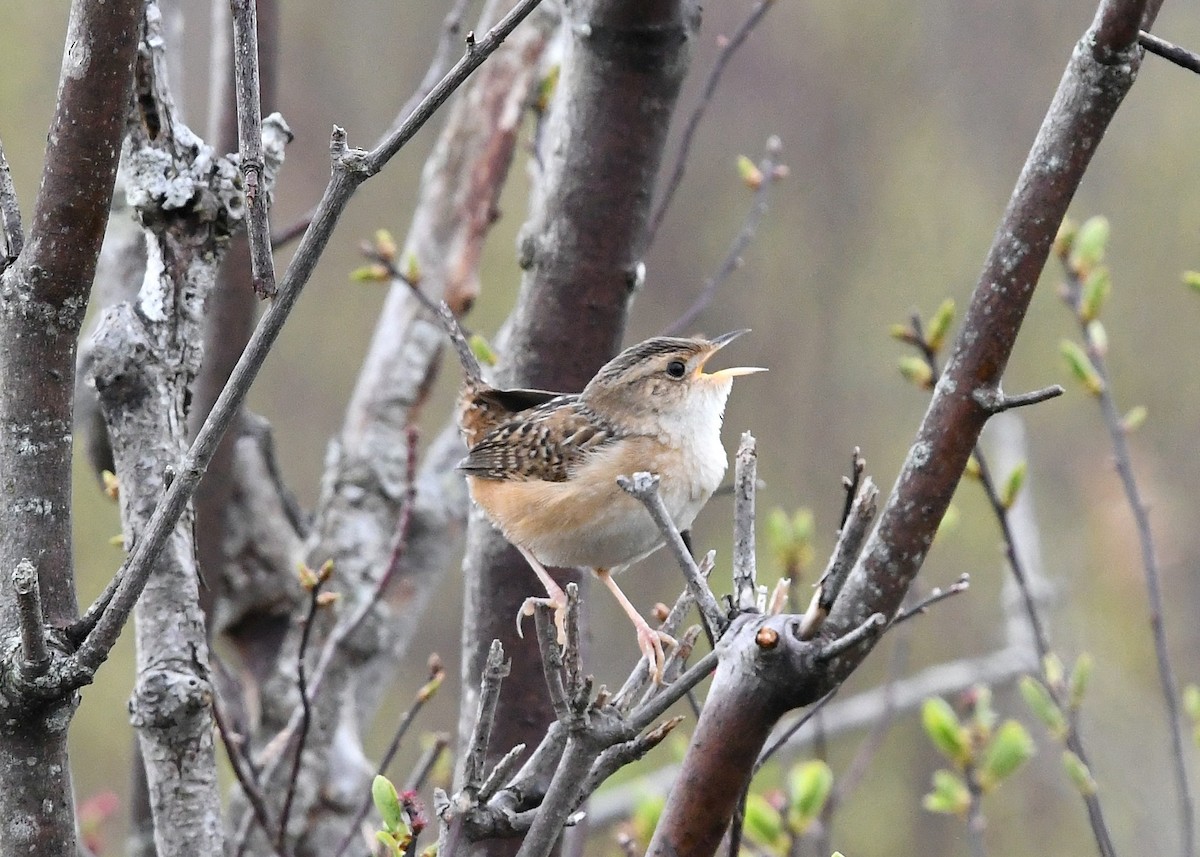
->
516 596 568 645
637 625 677 685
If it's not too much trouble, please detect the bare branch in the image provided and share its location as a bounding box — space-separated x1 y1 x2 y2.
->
618 472 726 640
893 574 971 624
213 698 286 857
731 432 759 612
1061 245 1193 857
798 478 878 640
463 640 512 792
973 384 1064 414
647 0 779 244
1139 29 1200 74
230 0 278 298
824 0 1154 676
331 657 447 857
0 139 21 267
663 137 785 336
12 559 49 679
815 613 886 662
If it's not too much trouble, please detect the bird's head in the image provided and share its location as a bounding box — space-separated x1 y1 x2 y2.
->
582 330 766 427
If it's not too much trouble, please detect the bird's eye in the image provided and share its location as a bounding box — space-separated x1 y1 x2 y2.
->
666 360 687 379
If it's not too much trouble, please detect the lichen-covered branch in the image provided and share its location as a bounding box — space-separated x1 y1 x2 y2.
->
0 0 141 855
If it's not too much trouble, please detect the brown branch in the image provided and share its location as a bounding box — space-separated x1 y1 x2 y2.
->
230 0 278 298
824 0 1152 662
0 138 21 267
1138 30 1200 74
1061 252 1192 857
645 3 1153 853
12 559 49 680
646 0 778 244
663 137 784 337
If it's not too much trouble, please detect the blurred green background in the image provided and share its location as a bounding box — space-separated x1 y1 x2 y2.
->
4 0 1200 853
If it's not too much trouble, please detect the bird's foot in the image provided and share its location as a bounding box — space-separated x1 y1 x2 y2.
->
517 595 568 646
634 617 677 685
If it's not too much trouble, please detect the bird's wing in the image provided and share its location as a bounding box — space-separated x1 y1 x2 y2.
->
458 398 623 482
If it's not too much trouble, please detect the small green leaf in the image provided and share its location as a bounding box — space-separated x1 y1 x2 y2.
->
376 830 404 857
926 298 956 353
469 333 497 367
350 264 390 283
1185 686 1200 747
1069 215 1110 274
1053 218 1077 260
1184 271 1200 293
737 155 764 189
1122 405 1147 434
922 769 970 816
787 760 834 835
1000 462 1026 510
372 775 406 834
1086 319 1108 357
922 698 971 766
374 229 397 263
1183 685 1200 721
742 792 786 855
1043 653 1065 691
889 322 914 342
1079 266 1111 322
969 685 997 737
1020 676 1067 740
534 64 560 113
1062 750 1098 796
403 251 422 285
898 355 934 389
979 720 1035 789
1059 340 1104 396
1068 653 1093 710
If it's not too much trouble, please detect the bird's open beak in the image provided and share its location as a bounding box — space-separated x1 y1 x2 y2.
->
700 329 767 379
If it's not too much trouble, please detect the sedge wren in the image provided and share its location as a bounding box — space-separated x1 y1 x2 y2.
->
442 307 764 682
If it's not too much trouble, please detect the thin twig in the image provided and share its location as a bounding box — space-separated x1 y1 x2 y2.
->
463 640 511 791
0 137 22 265
1139 30 1200 75
839 448 866 529
798 478 879 640
973 384 1064 414
213 698 288 857
270 0 476 248
67 0 549 687
904 307 1114 856
754 687 840 773
1062 259 1193 857
229 0 277 298
814 613 885 662
332 657 447 857
731 432 759 611
12 559 49 679
478 743 528 804
892 574 970 625
404 734 449 792
276 568 328 849
617 472 726 640
662 137 784 336
646 0 778 244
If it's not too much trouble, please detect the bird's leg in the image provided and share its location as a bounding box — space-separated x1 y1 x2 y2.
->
516 545 568 644
594 568 676 684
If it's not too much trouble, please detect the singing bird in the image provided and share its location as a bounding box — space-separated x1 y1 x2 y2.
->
442 306 764 681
